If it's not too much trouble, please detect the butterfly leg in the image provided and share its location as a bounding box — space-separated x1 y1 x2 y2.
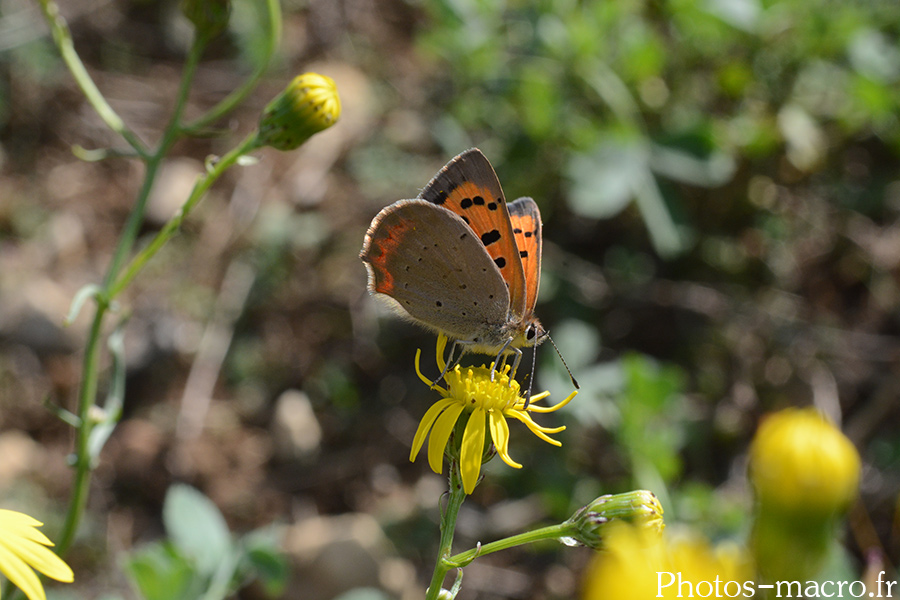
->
432 339 465 386
489 337 521 385
506 347 523 381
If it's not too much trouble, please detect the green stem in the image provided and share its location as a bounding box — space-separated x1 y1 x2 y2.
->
30 5 276 598
34 5 236 570
43 30 213 565
108 131 261 300
36 0 148 157
102 32 209 288
424 462 468 600
448 522 577 567
55 304 107 554
181 0 282 134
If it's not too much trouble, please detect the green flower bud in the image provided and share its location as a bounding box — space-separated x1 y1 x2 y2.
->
181 0 231 38
563 490 664 550
256 73 341 151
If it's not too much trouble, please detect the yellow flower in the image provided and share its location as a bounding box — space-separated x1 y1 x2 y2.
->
582 523 753 600
748 407 861 581
410 335 576 494
749 407 860 517
0 509 74 600
256 73 341 151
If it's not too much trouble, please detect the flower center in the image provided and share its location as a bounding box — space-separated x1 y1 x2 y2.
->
444 364 523 412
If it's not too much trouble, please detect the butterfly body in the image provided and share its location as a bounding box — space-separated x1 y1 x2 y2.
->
361 149 547 370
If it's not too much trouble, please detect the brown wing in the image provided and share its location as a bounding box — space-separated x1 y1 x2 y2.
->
418 149 527 318
507 197 542 316
359 199 510 343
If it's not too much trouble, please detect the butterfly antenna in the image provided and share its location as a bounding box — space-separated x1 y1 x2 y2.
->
547 333 580 390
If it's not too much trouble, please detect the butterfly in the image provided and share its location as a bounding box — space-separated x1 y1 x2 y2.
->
360 148 575 392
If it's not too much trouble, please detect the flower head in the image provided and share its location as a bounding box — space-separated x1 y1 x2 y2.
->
256 73 341 151
748 407 861 581
410 335 576 494
0 509 74 600
582 523 752 600
749 407 860 517
565 490 665 550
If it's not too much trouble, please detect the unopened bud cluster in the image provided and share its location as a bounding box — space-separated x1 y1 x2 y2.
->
256 73 341 151
564 490 664 549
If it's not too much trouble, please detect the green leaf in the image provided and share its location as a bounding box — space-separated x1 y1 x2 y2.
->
64 284 102 326
163 484 233 577
88 319 127 461
123 542 197 600
567 138 647 219
245 545 290 597
240 526 290 597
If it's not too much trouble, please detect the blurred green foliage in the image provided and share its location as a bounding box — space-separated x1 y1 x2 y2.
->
122 485 288 600
416 0 899 254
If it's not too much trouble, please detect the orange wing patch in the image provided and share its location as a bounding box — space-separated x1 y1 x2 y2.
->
362 211 413 295
419 149 527 317
507 198 542 316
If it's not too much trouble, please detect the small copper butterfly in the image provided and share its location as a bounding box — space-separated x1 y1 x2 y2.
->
361 149 573 388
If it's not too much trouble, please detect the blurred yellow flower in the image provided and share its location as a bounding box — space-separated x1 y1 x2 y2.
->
582 523 752 600
0 509 73 600
749 407 860 516
410 335 576 494
749 407 861 581
256 72 341 151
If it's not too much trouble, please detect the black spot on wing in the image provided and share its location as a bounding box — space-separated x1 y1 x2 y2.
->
481 230 502 246
494 256 506 269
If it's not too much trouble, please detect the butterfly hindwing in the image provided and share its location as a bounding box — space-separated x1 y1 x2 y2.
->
507 197 542 316
360 199 511 342
418 149 527 318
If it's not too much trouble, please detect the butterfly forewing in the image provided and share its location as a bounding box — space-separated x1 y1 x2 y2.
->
507 197 543 316
361 199 511 342
418 149 528 319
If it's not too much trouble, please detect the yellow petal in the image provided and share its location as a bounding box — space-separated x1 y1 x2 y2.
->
0 511 54 547
460 409 487 494
0 541 46 600
435 334 449 374
427 402 466 474
5 536 73 583
508 411 564 446
488 410 521 469
410 398 456 462
413 349 431 386
0 511 43 530
525 390 577 413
